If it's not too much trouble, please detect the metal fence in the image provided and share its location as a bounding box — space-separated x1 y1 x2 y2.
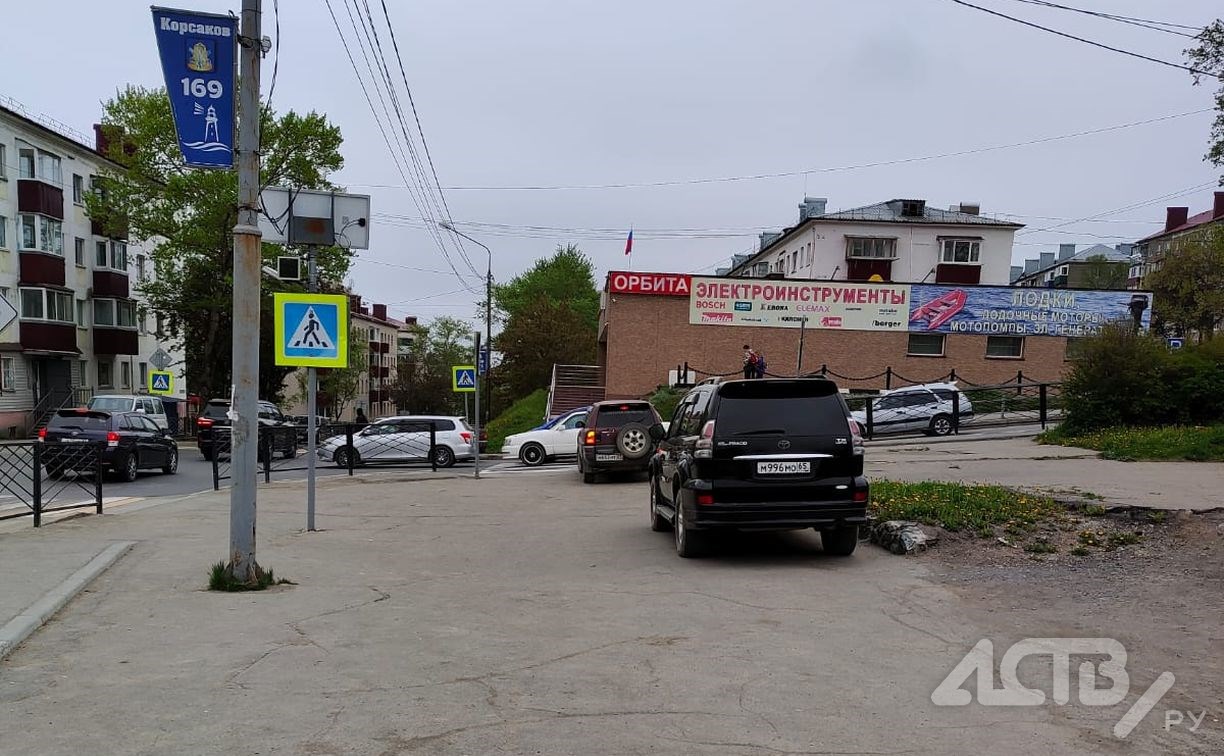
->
0 442 105 527
209 422 443 489
843 381 1063 440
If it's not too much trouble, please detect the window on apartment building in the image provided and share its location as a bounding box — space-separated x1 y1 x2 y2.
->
985 336 1024 359
907 333 946 357
94 299 114 326
38 151 62 185
790 252 797 273
0 144 6 179
110 241 128 271
939 238 982 264
78 360 89 388
846 237 897 259
136 254 147 281
72 174 84 204
96 240 108 267
19 288 73 323
0 215 7 249
120 361 132 389
139 362 148 389
76 299 87 328
18 144 35 179
138 306 148 334
97 361 112 388
18 214 63 255
74 237 85 266
117 300 136 328
93 299 137 329
0 357 14 392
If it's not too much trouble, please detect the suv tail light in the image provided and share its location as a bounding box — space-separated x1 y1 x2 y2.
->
459 431 472 444
847 417 864 454
197 417 213 428
853 489 868 503
694 420 715 459
696 492 715 506
106 431 120 448
584 429 596 446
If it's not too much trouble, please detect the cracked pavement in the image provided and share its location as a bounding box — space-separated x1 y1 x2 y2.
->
0 468 1195 754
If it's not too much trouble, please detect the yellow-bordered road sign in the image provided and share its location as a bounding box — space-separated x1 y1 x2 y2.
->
274 293 350 368
148 370 174 395
452 366 476 392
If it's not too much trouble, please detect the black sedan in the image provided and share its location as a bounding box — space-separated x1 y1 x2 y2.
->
40 409 179 482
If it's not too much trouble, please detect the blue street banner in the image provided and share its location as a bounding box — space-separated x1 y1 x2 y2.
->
909 284 1153 338
151 7 237 168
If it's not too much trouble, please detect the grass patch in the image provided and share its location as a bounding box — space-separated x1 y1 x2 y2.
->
485 389 548 454
870 480 1061 533
1082 504 1107 517
1024 539 1058 554
1070 546 1092 557
1038 425 1224 462
208 561 293 591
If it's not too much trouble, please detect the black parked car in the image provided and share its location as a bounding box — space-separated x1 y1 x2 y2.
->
40 409 179 482
648 378 868 558
197 399 297 461
576 400 663 483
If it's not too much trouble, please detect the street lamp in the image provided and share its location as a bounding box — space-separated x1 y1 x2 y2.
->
439 221 492 423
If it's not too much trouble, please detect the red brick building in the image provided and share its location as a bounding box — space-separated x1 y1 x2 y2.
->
598 271 1148 399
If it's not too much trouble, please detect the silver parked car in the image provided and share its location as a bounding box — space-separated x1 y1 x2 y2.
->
849 383 974 437
317 415 474 468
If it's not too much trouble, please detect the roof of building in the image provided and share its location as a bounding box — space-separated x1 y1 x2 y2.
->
1015 244 1132 282
1136 208 1220 244
814 199 1022 227
0 99 125 172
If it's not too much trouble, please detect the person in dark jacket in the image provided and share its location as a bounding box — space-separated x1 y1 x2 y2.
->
354 407 369 428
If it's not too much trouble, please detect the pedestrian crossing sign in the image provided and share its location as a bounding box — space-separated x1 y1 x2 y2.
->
148 370 174 395
452 366 477 393
274 293 349 368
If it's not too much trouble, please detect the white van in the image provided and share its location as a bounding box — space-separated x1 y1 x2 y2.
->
87 395 171 431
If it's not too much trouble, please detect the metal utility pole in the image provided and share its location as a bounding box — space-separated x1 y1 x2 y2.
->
797 316 807 377
473 331 482 479
305 248 318 532
229 0 263 583
439 222 492 424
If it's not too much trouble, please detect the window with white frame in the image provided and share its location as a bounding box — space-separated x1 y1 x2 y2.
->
985 335 1024 359
38 150 62 185
18 214 63 255
94 299 114 326
111 241 128 271
17 143 62 184
846 237 897 259
74 237 85 266
0 215 7 249
76 299 87 328
19 288 73 323
136 253 146 281
94 298 137 328
98 361 112 388
121 361 131 389
17 143 35 179
0 357 14 392
907 333 946 357
139 362 148 388
939 238 982 264
72 174 84 204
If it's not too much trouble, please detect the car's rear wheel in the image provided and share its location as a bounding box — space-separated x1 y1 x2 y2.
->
674 502 707 558
162 448 178 475
434 446 456 468
928 414 953 436
118 452 139 483
334 447 360 468
519 442 545 467
649 475 669 532
821 526 859 556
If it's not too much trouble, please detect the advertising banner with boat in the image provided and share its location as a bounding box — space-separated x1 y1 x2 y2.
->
688 277 911 330
909 284 1153 337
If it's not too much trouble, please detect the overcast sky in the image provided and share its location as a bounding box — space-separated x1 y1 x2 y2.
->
6 0 1220 326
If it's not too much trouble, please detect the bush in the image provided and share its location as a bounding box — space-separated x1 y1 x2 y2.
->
485 389 548 453
648 386 685 423
1061 324 1224 432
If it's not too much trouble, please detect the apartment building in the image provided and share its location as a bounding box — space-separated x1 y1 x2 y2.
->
1010 243 1133 289
724 197 1022 286
1128 192 1224 290
0 98 185 435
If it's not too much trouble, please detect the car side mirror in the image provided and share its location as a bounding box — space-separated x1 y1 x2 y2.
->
136 408 146 414
648 423 666 441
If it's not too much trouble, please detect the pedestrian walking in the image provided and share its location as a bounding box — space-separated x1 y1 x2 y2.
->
354 407 369 429
755 352 768 379
743 345 758 379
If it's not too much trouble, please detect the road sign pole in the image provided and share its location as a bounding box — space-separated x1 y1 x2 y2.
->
228 0 263 585
306 247 318 532
473 332 482 480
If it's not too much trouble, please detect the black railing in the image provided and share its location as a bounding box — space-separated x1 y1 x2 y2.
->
842 380 1062 440
675 359 1055 392
0 441 105 527
209 422 444 490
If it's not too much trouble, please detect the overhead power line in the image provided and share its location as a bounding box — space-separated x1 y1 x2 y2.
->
1002 0 1202 37
345 108 1210 192
947 0 1212 75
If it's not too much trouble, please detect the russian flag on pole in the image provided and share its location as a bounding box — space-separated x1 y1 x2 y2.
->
624 229 633 256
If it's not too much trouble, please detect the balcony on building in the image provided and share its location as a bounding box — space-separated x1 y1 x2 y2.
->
92 298 139 355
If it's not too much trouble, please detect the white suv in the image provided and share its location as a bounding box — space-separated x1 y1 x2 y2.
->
88 395 171 431
316 415 474 468
849 383 973 437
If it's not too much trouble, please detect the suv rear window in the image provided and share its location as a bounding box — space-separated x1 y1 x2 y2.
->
715 380 848 435
49 411 111 431
203 401 231 420
595 403 655 428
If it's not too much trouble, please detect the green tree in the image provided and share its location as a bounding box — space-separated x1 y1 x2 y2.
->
1077 255 1129 290
396 317 474 415
88 86 351 404
1146 226 1224 340
292 325 369 420
1186 19 1224 180
491 245 599 405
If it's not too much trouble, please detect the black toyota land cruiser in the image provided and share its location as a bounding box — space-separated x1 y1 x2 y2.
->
647 377 867 558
